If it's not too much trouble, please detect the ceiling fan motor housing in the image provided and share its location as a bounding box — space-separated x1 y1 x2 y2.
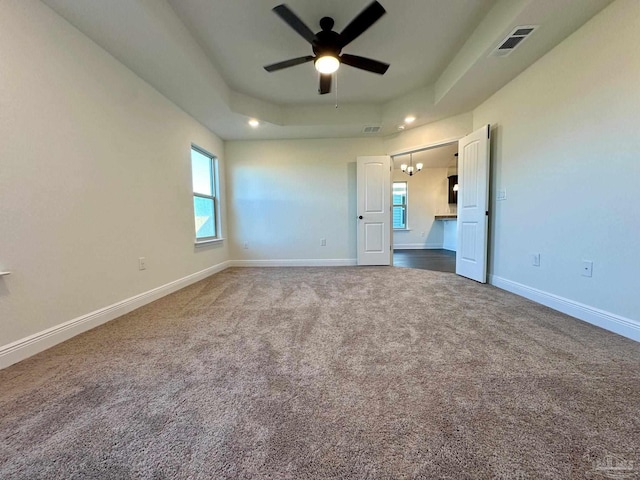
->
313 23 342 59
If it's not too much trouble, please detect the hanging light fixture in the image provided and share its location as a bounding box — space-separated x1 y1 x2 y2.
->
400 153 423 177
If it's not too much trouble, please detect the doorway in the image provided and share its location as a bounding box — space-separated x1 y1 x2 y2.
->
390 142 459 273
388 125 491 281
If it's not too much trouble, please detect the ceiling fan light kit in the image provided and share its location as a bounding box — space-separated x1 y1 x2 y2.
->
315 55 340 74
264 1 390 95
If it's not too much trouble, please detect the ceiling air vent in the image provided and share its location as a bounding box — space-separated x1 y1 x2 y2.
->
491 25 538 57
362 126 381 134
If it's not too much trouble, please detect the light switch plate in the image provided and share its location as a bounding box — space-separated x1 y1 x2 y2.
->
532 253 540 267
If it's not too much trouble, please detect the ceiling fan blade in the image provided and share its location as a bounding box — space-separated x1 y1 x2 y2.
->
340 54 389 75
272 4 316 44
338 1 386 48
264 56 314 72
319 74 332 95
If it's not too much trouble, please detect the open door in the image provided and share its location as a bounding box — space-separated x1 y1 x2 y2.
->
357 156 391 266
456 125 490 282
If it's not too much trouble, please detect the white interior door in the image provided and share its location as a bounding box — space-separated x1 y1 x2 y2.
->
456 125 490 282
357 156 391 266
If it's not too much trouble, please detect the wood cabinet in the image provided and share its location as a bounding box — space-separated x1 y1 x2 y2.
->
448 175 458 204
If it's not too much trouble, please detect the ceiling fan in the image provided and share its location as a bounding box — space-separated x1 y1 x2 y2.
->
264 1 390 95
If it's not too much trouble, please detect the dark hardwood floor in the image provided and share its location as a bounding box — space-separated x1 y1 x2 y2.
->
393 249 456 273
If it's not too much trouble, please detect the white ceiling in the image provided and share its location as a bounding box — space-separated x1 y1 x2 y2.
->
167 0 496 105
40 0 614 140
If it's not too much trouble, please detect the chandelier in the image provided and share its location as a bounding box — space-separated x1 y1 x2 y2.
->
400 153 423 176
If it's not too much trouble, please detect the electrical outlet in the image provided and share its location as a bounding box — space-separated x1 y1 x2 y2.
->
243 242 249 249
532 253 540 267
320 238 326 246
582 260 593 277
420 231 425 237
497 188 507 201
138 257 147 270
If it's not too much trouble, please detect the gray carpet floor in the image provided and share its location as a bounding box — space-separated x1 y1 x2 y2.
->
1 267 639 479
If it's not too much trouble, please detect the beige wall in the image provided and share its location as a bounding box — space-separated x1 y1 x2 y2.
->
474 0 640 322
226 138 384 262
225 115 472 263
0 0 229 347
392 167 452 249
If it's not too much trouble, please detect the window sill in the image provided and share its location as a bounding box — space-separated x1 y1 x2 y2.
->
393 228 411 231
195 238 225 246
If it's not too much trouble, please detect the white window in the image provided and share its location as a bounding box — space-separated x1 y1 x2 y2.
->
191 146 219 242
393 181 407 229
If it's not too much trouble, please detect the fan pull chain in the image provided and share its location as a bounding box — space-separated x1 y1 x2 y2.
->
334 71 339 109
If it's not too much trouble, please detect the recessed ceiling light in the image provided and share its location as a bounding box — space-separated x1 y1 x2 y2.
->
248 119 259 128
404 115 416 124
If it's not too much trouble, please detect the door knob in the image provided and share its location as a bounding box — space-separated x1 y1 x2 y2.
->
358 215 363 219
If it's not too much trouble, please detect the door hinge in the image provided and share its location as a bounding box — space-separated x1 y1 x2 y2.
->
486 211 489 216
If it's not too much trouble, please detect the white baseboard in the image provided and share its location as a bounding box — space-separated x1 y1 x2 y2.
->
0 261 231 370
489 275 640 342
393 243 443 250
229 259 357 267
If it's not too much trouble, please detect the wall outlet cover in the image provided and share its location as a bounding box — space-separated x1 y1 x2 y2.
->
582 260 593 277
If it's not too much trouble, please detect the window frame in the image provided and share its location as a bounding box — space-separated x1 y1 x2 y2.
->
392 181 408 230
191 145 222 245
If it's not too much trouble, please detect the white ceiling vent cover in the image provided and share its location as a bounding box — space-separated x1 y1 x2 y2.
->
362 126 381 134
491 25 538 57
